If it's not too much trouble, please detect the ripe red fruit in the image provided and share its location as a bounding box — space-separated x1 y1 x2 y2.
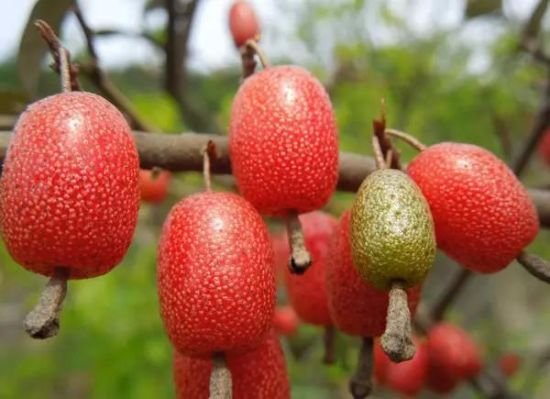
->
284 211 336 326
0 92 139 278
427 323 482 382
229 65 339 217
326 211 421 337
538 129 550 166
498 353 521 377
174 332 290 399
139 169 171 204
407 143 539 273
373 341 390 385
426 362 459 394
273 305 299 336
228 0 260 48
385 340 429 396
157 191 275 357
271 231 289 282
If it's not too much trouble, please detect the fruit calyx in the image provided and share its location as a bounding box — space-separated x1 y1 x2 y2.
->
285 212 312 274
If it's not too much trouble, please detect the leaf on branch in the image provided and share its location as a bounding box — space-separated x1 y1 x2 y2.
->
17 0 75 96
465 0 502 19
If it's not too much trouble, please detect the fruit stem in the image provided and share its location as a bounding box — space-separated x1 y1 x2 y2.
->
381 281 416 362
349 337 374 399
23 267 69 339
244 39 271 69
285 212 312 274
209 352 232 399
202 140 217 192
323 325 336 365
372 135 388 169
516 251 550 284
385 129 427 152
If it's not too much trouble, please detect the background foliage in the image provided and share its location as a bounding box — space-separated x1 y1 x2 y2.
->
0 0 549 398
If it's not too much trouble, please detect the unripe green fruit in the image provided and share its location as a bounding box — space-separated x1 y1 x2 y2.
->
350 169 436 290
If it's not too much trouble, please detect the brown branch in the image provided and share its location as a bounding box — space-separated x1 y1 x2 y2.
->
93 28 163 49
349 337 374 399
516 251 550 283
72 6 154 132
431 268 473 322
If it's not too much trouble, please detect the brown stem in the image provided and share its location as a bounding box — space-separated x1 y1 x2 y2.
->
349 337 374 399
373 113 401 170
371 135 387 170
202 140 217 192
381 281 416 362
285 212 312 274
34 20 80 92
516 251 550 284
240 44 258 80
430 268 472 322
209 353 232 399
244 39 271 69
385 129 427 152
323 325 336 365
23 267 69 339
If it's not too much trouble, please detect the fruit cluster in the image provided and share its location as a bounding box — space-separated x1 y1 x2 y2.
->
0 2 543 399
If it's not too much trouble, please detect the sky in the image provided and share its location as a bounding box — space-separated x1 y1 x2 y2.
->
0 0 542 73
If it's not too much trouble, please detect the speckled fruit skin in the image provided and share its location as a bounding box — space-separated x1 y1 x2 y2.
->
283 211 336 326
538 130 550 166
385 339 428 396
350 169 436 290
228 0 260 47
273 305 299 336
157 191 276 357
229 65 339 216
407 143 539 273
427 323 482 382
174 332 290 399
327 211 421 337
0 92 139 279
139 169 171 203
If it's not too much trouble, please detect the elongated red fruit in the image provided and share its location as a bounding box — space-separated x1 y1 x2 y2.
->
0 92 139 278
284 211 336 326
407 143 538 273
157 191 275 357
326 211 421 337
229 65 339 216
139 169 171 204
174 332 290 399
228 0 260 47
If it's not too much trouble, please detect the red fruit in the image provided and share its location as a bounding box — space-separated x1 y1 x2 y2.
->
0 92 139 279
426 362 459 394
407 143 539 273
139 169 171 203
385 340 429 396
157 191 275 357
538 129 550 166
271 231 289 282
174 332 290 399
229 65 339 216
374 341 390 385
427 323 482 381
498 353 521 377
283 211 336 326
326 211 421 337
273 305 299 336
228 0 260 47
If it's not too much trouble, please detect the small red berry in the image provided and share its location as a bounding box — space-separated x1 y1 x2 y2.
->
174 332 290 399
498 353 522 377
426 362 459 394
326 211 421 337
228 0 260 47
407 143 539 273
157 191 275 357
385 340 429 396
427 323 482 381
139 169 171 204
229 65 339 217
284 211 336 326
273 305 299 336
0 92 139 279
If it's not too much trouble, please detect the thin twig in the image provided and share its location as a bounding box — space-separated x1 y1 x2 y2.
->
202 140 216 192
371 135 386 169
323 325 336 365
431 268 473 322
385 128 428 152
516 251 550 283
244 39 271 69
372 108 401 169
349 337 374 399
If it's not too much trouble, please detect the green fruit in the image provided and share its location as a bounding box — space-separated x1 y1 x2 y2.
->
350 169 436 290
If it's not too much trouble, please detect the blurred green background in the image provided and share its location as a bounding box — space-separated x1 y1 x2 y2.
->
1 0 550 398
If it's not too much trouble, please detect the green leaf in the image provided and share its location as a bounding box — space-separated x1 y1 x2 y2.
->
16 0 75 96
465 0 502 19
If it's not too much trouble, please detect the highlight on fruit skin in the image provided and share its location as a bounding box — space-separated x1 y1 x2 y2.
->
139 168 171 204
174 332 290 399
0 91 140 279
407 142 539 273
228 0 260 48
